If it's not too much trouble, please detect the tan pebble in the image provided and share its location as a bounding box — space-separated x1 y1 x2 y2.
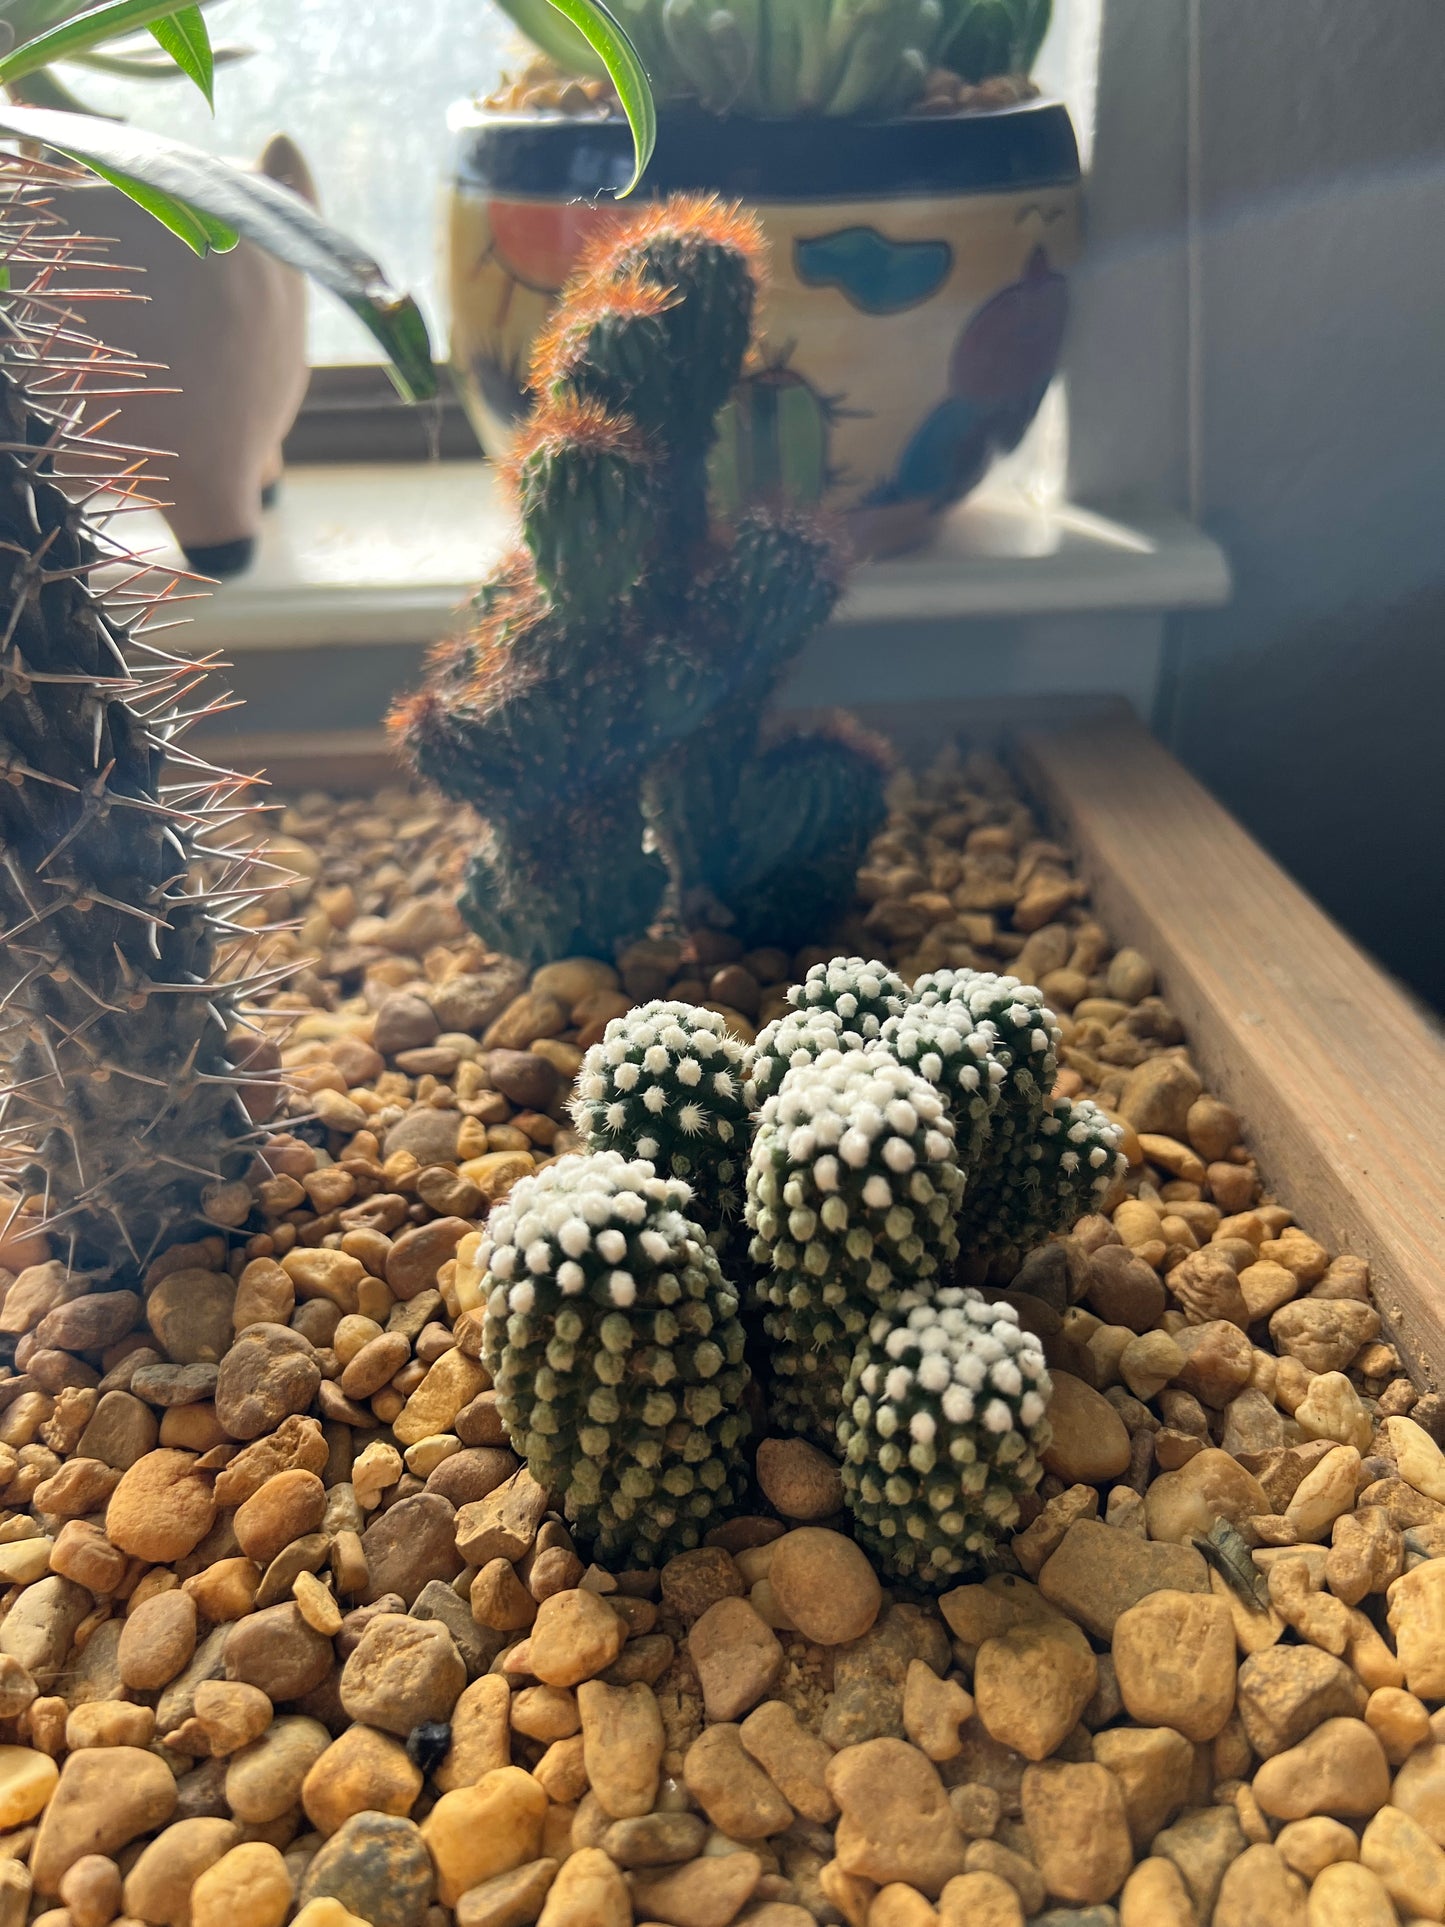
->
420 1766 548 1905
123 1818 240 1927
687 1597 783 1723
533 1845 628 1926
1252 1717 1390 1820
1092 1724 1194 1847
1144 1448 1269 1543
189 1843 291 1927
1020 1760 1133 1906
1285 1447 1361 1542
289 1902 371 1927
339 1612 465 1736
1384 1415 1445 1503
31 1747 177 1893
1236 1645 1366 1758
117 1588 197 1692
224 1715 331 1826
1269 1300 1379 1375
1305 1860 1397 1926
826 1738 968 1897
392 1347 488 1448
292 1571 342 1637
1325 1509 1403 1608
1387 1559 1445 1698
104 1450 215 1562
1039 1372 1131 1483
453 1858 558 1927
1358 1803 1445 1918
600 1812 705 1869
454 1468 551 1566
526 1589 626 1688
935 1870 1021 1926
510 1685 579 1744
630 1851 763 1925
1111 1588 1236 1741
754 1438 844 1522
1119 1854 1196 1927
972 1619 1095 1761
0 1747 57 1828
1274 1817 1359 1881
868 1884 939 1926
470 1558 539 1632
1213 1842 1307 1925
58 1853 122 1927
65 1701 154 1751
532 1734 589 1803
233 1469 326 1566
435 1675 512 1792
1364 1684 1431 1763
576 1680 663 1820
1294 1373 1372 1452
191 1680 271 1756
902 1661 974 1764
0 1539 51 1585
768 1529 880 1647
684 1723 792 1839
738 1699 837 1825
1238 1260 1301 1321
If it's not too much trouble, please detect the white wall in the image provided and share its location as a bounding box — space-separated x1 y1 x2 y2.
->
1069 0 1445 1010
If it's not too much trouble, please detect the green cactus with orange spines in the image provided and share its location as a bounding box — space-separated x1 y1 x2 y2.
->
393 194 885 966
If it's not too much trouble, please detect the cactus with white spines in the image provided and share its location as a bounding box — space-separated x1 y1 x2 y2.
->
570 1002 751 1238
745 1047 964 1438
787 956 908 1036
838 1286 1052 1582
876 997 1004 1165
746 1006 868 1110
478 1152 750 1562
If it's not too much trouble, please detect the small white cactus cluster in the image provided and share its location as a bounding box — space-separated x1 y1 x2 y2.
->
570 1001 752 1238
746 956 907 1106
838 1287 1052 1582
478 1151 750 1563
746 1047 965 1437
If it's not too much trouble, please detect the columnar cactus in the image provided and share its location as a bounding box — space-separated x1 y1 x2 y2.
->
479 1152 751 1562
877 997 1004 1164
746 1048 964 1438
394 196 885 964
570 1002 752 1236
838 1286 1052 1581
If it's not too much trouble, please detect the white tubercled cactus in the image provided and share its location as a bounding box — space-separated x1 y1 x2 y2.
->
876 996 1005 1165
570 1001 752 1237
786 955 907 1035
838 1286 1052 1582
746 1005 868 1109
478 1151 750 1563
745 1048 965 1438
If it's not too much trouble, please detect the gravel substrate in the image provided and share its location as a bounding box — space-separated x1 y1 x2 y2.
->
0 745 1440 1927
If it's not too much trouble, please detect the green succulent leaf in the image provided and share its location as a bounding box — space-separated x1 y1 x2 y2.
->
493 0 655 196
0 0 209 83
146 3 214 106
0 103 438 398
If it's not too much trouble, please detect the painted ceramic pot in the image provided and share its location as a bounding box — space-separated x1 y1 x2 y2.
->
446 99 1081 553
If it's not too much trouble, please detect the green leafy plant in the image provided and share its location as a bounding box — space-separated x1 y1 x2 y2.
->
492 0 1051 118
393 194 888 966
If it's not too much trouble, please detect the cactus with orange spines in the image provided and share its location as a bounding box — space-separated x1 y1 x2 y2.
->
393 193 886 966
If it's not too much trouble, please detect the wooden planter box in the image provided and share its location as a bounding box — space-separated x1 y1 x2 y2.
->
207 700 1445 1388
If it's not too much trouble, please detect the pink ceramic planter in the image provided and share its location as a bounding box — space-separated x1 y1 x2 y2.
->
445 99 1081 554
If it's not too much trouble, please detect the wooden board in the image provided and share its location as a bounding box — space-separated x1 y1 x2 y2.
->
1020 706 1445 1387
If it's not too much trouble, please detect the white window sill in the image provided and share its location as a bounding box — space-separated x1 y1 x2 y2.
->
131 462 1230 655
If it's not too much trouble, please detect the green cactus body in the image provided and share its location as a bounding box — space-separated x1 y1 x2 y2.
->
513 405 658 623
839 1285 1052 1582
937 0 1051 81
479 1152 751 1562
958 1091 1126 1259
747 1006 867 1108
571 1002 752 1237
746 1046 964 1436
876 997 1003 1165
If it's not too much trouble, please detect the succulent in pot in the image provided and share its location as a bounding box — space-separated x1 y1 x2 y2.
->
447 0 1080 554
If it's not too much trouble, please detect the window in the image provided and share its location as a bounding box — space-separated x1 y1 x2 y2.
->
78 0 1101 378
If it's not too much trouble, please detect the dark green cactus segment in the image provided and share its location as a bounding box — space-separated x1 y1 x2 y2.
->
788 956 908 1037
570 1001 752 1235
759 1302 863 1444
536 291 677 433
513 412 658 622
838 1286 1052 1583
912 969 1059 1134
877 998 1004 1166
479 1152 751 1563
957 1093 1126 1261
746 1046 964 1433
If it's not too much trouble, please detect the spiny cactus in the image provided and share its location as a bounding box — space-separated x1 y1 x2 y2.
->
570 1002 752 1237
790 956 908 1033
478 1152 751 1562
747 1006 868 1109
394 195 885 966
876 997 1004 1165
838 1287 1051 1582
0 163 280 1276
496 0 1050 118
746 1047 964 1439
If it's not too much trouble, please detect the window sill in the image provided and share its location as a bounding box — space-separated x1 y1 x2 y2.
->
138 462 1230 656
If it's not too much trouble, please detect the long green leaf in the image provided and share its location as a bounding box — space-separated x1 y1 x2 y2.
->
147 4 213 106
68 41 249 78
0 0 204 85
0 103 437 399
495 0 655 197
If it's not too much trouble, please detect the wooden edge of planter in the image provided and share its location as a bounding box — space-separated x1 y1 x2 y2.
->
1017 706 1445 1389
